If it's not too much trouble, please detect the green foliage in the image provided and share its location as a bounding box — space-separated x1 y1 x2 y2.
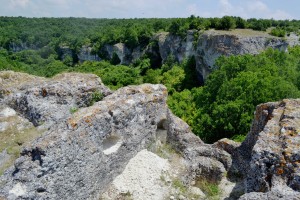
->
231 134 246 142
89 91 104 106
73 61 142 90
192 47 300 142
196 180 220 199
235 17 247 29
110 52 121 65
70 107 78 114
166 47 300 143
172 178 187 194
168 18 189 37
270 27 286 37
217 16 236 30
143 68 163 84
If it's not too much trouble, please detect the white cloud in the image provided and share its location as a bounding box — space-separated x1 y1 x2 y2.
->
271 10 293 20
9 0 29 8
247 1 268 13
217 0 293 20
219 0 233 15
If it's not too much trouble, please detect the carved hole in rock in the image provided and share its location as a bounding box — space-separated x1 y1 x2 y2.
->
156 119 167 144
37 188 46 193
102 135 122 155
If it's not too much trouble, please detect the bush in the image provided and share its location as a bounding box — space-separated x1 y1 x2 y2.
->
270 27 286 37
217 16 236 30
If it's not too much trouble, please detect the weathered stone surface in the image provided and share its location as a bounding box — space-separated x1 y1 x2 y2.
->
1 71 111 128
102 43 133 65
239 189 300 200
101 149 171 200
233 99 300 199
213 138 240 155
8 42 38 52
155 30 195 63
166 111 231 184
78 45 101 62
0 83 168 200
1 71 300 200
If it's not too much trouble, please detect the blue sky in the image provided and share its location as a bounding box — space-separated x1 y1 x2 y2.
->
0 0 299 19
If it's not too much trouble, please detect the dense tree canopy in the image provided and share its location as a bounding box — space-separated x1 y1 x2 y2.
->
168 47 300 142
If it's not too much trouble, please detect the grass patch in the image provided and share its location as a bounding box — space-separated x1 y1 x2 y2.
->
0 116 42 175
196 179 220 200
155 143 177 159
231 134 246 142
70 107 78 114
211 29 273 37
88 91 104 106
119 191 133 200
172 178 187 194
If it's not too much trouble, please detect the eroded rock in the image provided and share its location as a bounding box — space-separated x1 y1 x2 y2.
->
1 71 111 128
0 83 168 200
1 71 300 200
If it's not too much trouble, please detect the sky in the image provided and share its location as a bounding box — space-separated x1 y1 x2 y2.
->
0 0 299 20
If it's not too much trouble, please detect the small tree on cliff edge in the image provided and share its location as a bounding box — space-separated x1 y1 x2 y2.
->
217 16 236 30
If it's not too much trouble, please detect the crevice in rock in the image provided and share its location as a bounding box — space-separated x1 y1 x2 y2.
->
12 168 19 176
21 147 45 166
156 119 167 144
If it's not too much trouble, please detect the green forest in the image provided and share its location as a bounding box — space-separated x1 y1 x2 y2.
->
1 16 300 143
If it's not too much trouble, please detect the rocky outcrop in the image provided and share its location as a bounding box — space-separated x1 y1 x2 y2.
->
0 83 169 200
77 45 100 63
8 42 38 52
216 99 300 199
101 43 142 65
238 99 300 199
154 30 195 63
0 71 111 128
1 71 300 200
195 30 289 82
166 112 232 184
98 29 292 83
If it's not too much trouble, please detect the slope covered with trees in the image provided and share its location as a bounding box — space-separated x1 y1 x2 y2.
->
1 16 300 143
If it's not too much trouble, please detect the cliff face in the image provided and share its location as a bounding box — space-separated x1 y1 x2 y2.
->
195 30 290 81
10 30 298 83
96 29 295 83
0 72 299 200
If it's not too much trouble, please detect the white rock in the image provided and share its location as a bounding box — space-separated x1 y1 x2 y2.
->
0 122 9 132
189 186 206 197
0 107 16 118
9 183 26 197
102 149 170 200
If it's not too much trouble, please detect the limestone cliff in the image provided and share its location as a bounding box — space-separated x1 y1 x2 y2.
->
95 29 297 83
195 30 290 82
9 29 298 83
0 71 299 200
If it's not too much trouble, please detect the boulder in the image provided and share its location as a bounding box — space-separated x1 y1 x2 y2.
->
0 71 111 128
166 111 231 184
0 83 168 200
